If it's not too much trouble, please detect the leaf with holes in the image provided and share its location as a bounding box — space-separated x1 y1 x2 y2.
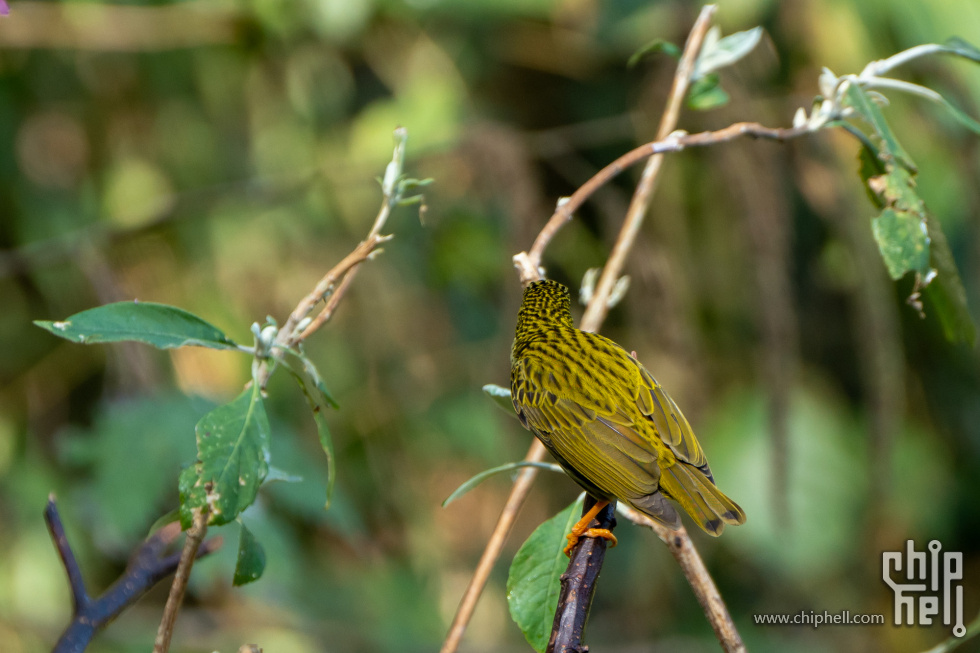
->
871 208 931 280
179 385 270 528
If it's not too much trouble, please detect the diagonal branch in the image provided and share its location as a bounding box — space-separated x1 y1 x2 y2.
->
618 505 745 652
46 496 222 653
550 7 745 652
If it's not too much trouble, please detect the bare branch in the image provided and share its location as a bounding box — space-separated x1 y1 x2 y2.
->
618 505 746 653
438 441 548 653
515 120 811 284
153 508 210 653
580 3 716 331
46 496 221 653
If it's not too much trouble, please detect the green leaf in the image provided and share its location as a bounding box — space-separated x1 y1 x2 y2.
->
35 301 238 350
313 408 336 509
233 522 267 586
687 73 730 110
938 95 980 135
266 467 303 483
843 84 917 171
443 461 565 507
941 37 980 64
281 351 337 509
858 147 976 345
279 350 340 409
482 384 516 417
865 156 931 281
923 215 977 346
694 26 764 78
179 385 271 528
871 208 931 279
507 496 584 653
627 38 680 68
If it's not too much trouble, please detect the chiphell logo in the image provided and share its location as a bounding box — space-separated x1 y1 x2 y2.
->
882 540 965 637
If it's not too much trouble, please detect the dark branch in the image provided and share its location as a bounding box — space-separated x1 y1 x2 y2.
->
45 495 222 653
547 496 616 653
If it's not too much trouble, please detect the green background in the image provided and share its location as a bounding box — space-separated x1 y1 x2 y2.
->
1 0 979 651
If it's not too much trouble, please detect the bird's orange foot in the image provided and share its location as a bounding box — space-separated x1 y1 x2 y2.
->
563 527 618 556
563 500 617 556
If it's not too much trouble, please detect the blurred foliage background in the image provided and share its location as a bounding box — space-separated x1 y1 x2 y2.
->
1 0 980 652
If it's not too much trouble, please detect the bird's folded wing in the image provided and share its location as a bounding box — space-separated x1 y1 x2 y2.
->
635 366 708 470
513 356 660 497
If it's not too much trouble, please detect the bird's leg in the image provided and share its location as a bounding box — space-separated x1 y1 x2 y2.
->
563 500 617 556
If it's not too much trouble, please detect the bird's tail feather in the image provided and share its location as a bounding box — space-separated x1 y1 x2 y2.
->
628 491 681 530
658 463 746 536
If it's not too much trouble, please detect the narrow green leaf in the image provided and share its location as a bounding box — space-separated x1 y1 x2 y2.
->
179 385 271 528
923 215 977 346
871 208 931 279
694 26 764 77
266 467 303 483
627 38 681 68
281 351 337 509
687 73 730 110
35 301 238 350
233 522 267 586
279 350 340 409
507 496 585 653
941 37 980 64
482 384 517 417
843 84 917 171
313 408 336 509
443 462 565 507
938 96 980 135
919 606 980 653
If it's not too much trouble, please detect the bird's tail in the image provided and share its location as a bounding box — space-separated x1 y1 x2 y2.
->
644 463 746 536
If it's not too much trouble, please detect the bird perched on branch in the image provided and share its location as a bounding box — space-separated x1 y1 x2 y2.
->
511 279 745 555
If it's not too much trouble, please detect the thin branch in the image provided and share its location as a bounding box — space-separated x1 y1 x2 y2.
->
438 440 548 653
46 496 221 653
153 508 210 653
580 3 715 330
618 505 746 653
513 120 811 285
276 230 394 351
256 130 410 390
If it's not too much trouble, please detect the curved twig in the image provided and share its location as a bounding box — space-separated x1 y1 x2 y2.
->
513 119 810 284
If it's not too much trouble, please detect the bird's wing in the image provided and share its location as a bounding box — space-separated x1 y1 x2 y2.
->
512 355 660 497
634 364 708 470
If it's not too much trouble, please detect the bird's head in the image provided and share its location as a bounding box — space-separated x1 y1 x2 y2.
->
516 279 575 335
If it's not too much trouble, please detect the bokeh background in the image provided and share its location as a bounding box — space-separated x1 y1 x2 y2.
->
2 1 979 651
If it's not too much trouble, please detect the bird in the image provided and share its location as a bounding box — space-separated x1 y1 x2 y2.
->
510 279 745 555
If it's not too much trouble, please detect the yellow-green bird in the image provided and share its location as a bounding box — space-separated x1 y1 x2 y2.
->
511 280 745 554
